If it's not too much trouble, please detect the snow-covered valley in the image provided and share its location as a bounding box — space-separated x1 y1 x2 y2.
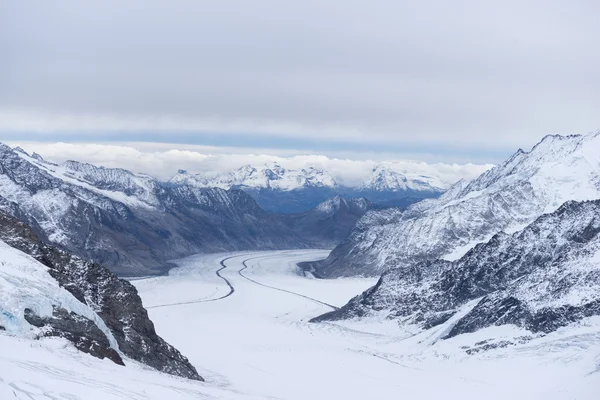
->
1 249 599 398
138 250 598 399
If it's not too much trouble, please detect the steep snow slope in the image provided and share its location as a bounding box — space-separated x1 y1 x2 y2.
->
314 132 600 277
313 199 600 344
0 144 306 275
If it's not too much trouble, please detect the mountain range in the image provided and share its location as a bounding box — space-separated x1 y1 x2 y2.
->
312 198 600 345
0 145 308 275
309 132 600 278
310 131 600 348
0 143 375 276
172 162 445 213
2 132 600 393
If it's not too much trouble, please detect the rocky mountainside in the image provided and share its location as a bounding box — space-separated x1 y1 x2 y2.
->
312 199 600 345
172 163 444 213
312 132 600 277
0 144 306 276
282 196 372 248
0 211 201 380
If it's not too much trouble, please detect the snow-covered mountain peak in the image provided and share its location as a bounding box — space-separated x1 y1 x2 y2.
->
451 131 600 209
171 163 338 191
357 163 443 193
315 131 600 277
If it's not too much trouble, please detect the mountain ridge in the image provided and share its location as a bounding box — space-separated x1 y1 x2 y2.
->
311 131 600 277
311 198 600 345
171 162 447 213
0 144 308 276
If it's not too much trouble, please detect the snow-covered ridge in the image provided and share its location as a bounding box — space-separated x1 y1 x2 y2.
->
314 131 600 277
313 198 600 342
170 161 463 193
0 144 308 275
14 149 160 209
357 163 445 192
171 163 338 191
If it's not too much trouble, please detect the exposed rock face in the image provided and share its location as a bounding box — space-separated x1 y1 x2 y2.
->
24 306 124 365
0 211 202 381
0 145 306 276
313 132 600 277
312 200 600 339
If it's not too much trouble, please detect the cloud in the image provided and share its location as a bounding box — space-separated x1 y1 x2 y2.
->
1 0 599 158
6 141 492 187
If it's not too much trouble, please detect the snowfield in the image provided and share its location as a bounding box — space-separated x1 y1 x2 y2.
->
135 250 600 400
2 249 599 399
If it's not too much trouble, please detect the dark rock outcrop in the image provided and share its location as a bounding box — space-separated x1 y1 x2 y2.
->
24 306 124 365
0 211 202 381
312 199 600 340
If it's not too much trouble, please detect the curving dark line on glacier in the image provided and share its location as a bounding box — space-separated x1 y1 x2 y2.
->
147 255 238 309
238 258 339 311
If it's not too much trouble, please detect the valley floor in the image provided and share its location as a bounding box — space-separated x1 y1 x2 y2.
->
2 250 599 399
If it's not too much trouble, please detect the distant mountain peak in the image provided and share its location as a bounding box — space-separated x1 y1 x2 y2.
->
171 163 338 192
357 163 441 193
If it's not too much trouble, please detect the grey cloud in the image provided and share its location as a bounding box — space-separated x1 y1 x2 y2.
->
1 0 599 155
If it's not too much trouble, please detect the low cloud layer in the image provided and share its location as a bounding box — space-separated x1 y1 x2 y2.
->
2 1 599 158
8 141 492 187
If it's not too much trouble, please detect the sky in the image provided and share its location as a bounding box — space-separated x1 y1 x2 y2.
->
1 0 599 178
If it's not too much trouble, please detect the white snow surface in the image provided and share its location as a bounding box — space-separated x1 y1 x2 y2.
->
2 249 598 399
135 250 597 399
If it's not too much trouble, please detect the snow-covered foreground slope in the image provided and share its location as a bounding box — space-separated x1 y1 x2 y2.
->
2 249 597 399
133 251 599 400
0 335 262 400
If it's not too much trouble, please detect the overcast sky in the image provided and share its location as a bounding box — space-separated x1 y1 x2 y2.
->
1 0 599 170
